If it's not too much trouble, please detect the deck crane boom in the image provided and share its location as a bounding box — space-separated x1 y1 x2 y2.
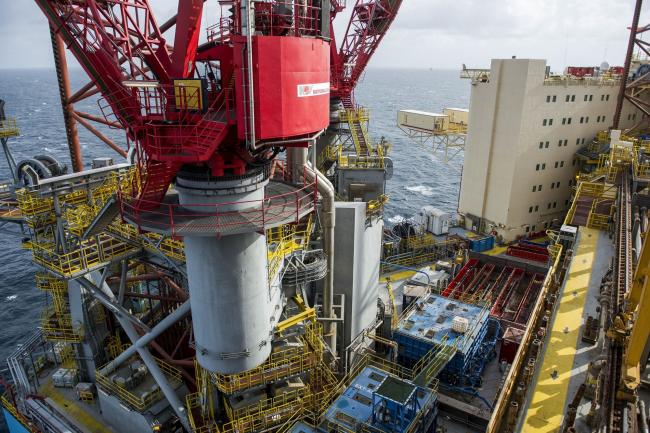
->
330 0 403 104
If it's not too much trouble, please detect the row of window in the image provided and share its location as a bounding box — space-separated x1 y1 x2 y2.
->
528 199 571 214
628 113 638 121
531 177 577 193
545 116 608 126
535 160 567 170
532 181 562 192
538 138 588 149
545 94 611 103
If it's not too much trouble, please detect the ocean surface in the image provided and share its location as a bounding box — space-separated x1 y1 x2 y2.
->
0 68 468 423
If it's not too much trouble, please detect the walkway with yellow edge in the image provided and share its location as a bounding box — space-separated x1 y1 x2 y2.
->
522 227 613 433
40 379 117 433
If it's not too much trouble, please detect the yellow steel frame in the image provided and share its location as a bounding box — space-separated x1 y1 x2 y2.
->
0 118 20 138
95 358 182 411
564 180 617 230
276 308 316 332
31 234 136 278
188 324 338 433
267 215 313 284
41 306 83 343
622 226 650 393
36 273 84 343
16 189 53 216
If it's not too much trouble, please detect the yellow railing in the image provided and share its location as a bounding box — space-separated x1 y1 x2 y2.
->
339 107 370 124
95 358 182 411
40 306 83 342
225 387 308 420
380 252 438 274
31 234 136 277
212 323 323 394
337 152 384 169
267 215 314 284
0 118 20 138
1 396 38 433
16 189 53 216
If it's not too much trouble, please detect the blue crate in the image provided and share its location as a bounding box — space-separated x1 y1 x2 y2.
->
469 235 495 252
318 366 437 433
392 294 496 387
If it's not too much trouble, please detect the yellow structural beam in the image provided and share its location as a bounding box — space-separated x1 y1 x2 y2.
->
522 227 599 433
276 307 316 332
623 230 650 393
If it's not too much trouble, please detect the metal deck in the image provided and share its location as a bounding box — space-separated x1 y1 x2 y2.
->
124 181 314 237
521 227 614 433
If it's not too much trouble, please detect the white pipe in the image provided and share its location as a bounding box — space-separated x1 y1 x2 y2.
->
303 160 336 352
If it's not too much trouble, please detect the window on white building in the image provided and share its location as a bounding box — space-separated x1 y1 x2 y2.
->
589 95 593 101
543 119 547 126
553 95 557 102
571 95 576 102
546 96 551 103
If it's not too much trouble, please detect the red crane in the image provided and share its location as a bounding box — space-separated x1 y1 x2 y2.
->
330 0 404 108
35 0 331 215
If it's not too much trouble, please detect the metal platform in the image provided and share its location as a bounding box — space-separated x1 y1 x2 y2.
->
122 180 316 237
521 227 614 433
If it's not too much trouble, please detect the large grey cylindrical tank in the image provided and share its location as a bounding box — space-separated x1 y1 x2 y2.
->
176 168 272 373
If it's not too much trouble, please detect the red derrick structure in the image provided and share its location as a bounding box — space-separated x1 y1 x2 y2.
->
330 0 403 108
37 0 402 216
36 0 329 217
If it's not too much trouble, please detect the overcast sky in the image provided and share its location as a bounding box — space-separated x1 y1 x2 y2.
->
0 0 639 71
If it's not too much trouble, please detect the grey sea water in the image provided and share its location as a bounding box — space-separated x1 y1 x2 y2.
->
0 67 469 399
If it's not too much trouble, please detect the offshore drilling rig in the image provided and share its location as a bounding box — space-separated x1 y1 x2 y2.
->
0 1 414 433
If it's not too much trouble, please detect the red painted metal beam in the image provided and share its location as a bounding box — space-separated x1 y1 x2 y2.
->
171 0 204 78
614 0 643 129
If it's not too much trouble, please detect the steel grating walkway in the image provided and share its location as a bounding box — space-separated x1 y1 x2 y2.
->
124 181 314 237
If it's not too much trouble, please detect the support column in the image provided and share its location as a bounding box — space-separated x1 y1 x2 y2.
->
176 167 274 373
